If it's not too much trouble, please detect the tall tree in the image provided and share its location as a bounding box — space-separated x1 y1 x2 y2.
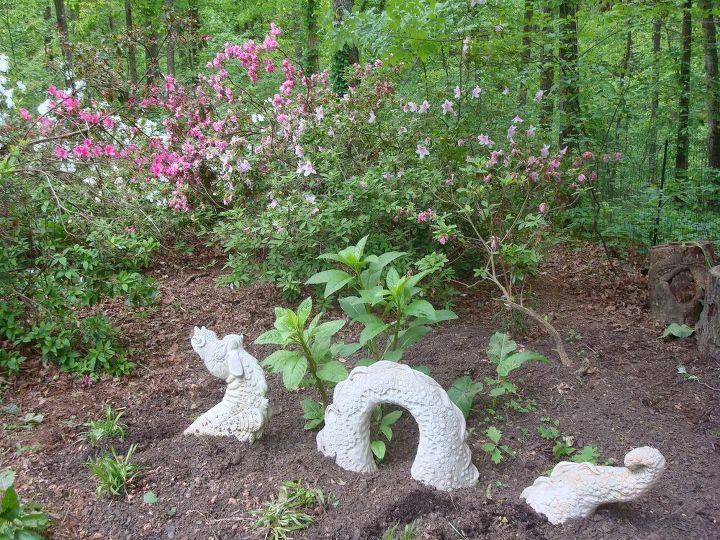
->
146 25 160 86
306 0 320 74
165 0 175 77
331 0 359 93
518 0 534 108
648 17 662 180
539 2 555 129
125 0 138 86
675 0 692 176
188 0 199 69
699 0 720 169
53 0 73 86
558 0 581 149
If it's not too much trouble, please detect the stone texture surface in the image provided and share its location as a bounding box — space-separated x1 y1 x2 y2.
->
184 326 269 443
316 360 479 491
521 446 666 524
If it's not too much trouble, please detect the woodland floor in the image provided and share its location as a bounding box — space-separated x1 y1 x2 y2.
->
1 243 719 540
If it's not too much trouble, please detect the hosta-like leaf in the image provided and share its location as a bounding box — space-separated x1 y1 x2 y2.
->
496 351 548 377
660 323 694 339
316 360 348 383
261 350 304 373
448 376 483 419
487 332 516 364
370 440 386 460
281 355 308 390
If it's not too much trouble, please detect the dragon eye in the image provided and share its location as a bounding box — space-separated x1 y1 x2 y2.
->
192 332 206 348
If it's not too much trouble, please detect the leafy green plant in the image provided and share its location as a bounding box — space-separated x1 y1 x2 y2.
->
480 426 514 465
484 332 548 405
251 481 328 540
382 521 418 540
255 297 348 416
677 364 700 382
306 236 457 364
370 407 403 462
83 405 127 446
86 444 143 498
0 469 50 540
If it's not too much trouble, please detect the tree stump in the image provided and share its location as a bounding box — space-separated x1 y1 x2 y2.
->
648 242 716 325
697 265 720 360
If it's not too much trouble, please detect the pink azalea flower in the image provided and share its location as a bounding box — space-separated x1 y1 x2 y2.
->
477 134 494 147
398 126 407 135
82 374 93 386
315 105 324 122
614 152 622 162
418 100 430 113
539 202 547 214
296 160 316 176
417 208 433 223
19 108 32 122
602 153 610 163
494 25 504 33
540 144 550 158
534 90 544 102
270 22 282 37
472 85 481 98
507 125 517 140
268 199 279 209
527 126 536 137
502 86 510 95
577 173 587 183
442 100 453 114
368 110 376 123
512 115 523 123
454 86 461 99
416 144 429 159
582 151 593 160
54 147 69 160
438 234 449 245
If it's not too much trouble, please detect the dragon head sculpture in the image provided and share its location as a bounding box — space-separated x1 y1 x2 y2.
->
191 326 246 381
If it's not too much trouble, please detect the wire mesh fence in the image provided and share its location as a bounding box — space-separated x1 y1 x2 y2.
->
594 132 720 252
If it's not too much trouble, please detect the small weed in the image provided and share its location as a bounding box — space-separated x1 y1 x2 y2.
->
382 521 418 540
86 444 143 498
14 443 41 456
251 481 328 540
3 411 44 432
565 329 583 343
370 407 403 462
83 405 127 446
481 427 514 464
677 364 700 382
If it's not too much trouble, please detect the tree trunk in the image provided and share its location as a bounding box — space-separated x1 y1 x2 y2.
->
165 0 175 77
188 0 199 69
306 0 320 74
540 2 555 129
699 0 720 169
331 0 359 94
648 18 662 182
558 0 581 150
125 0 138 86
697 265 720 360
53 0 73 87
518 0 534 108
648 241 716 325
146 26 160 86
675 0 692 177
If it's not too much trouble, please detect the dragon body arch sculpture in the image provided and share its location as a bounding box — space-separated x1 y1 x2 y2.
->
317 361 479 491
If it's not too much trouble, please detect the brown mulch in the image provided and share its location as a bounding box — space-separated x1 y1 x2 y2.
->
1 243 719 539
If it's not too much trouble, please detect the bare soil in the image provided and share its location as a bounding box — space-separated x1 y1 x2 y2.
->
2 244 719 540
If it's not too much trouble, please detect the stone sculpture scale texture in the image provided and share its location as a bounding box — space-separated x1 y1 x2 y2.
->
184 326 270 443
520 446 666 524
317 360 479 491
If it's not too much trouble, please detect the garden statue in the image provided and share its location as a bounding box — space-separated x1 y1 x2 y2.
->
521 446 666 524
185 326 270 443
316 361 479 491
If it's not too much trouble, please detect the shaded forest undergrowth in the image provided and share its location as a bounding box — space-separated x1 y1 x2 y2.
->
1 244 719 539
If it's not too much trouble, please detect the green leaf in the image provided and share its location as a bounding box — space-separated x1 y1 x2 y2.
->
537 425 560 440
381 410 403 426
496 351 548 378
485 426 502 445
405 299 436 319
0 485 20 521
359 320 390 345
385 267 401 290
481 443 502 464
254 329 287 345
313 319 345 341
281 355 308 390
382 349 403 362
261 350 304 373
487 333 516 364
306 269 355 298
0 469 15 491
296 297 312 326
301 399 325 430
316 360 348 383
660 323 694 339
448 376 484 419
370 440 386 460
411 364 432 375
144 491 159 504
339 296 367 319
331 341 363 357
379 425 393 441
571 446 599 464
397 325 431 349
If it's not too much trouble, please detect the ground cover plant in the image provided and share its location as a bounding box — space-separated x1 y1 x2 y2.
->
2 0 720 538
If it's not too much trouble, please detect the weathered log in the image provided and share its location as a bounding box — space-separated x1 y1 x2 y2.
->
648 241 716 325
697 265 720 361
